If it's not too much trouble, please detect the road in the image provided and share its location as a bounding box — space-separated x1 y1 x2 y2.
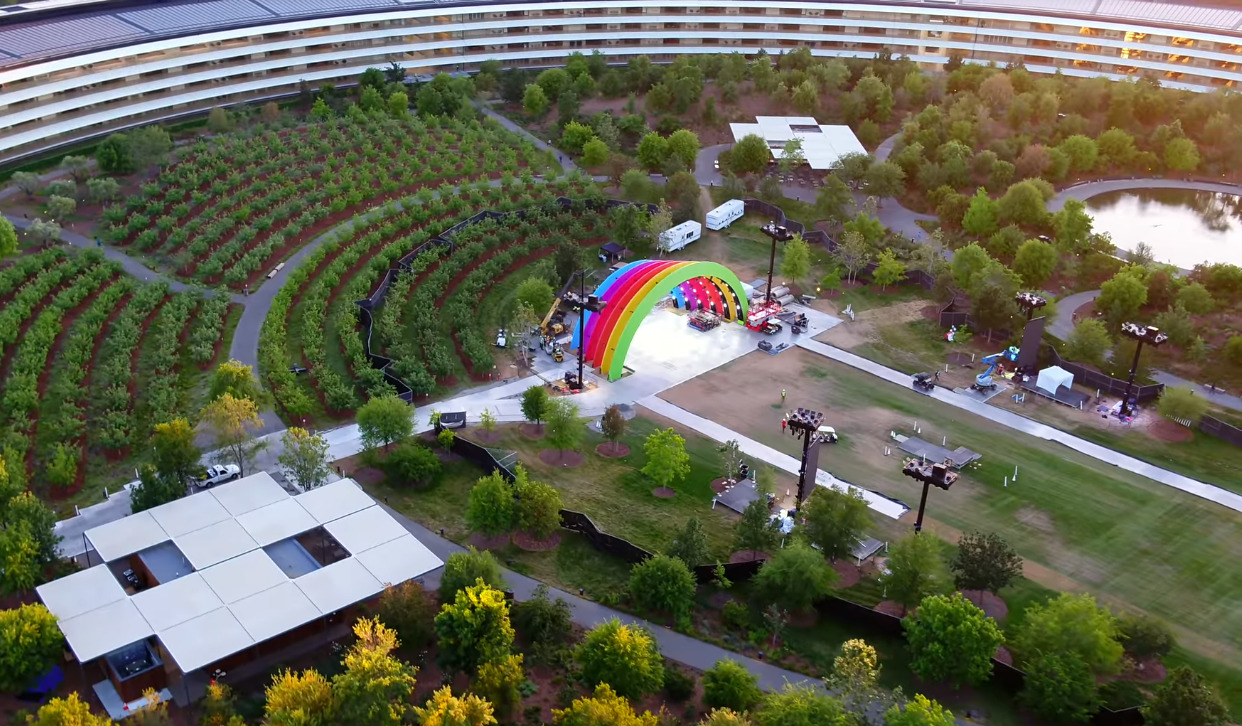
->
1049 178 1242 212
1047 289 1101 341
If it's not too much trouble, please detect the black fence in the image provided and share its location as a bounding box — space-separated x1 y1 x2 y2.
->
1047 347 1164 403
353 196 654 403
1199 414 1242 447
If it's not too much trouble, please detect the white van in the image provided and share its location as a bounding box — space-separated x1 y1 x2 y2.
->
705 199 745 230
659 220 702 253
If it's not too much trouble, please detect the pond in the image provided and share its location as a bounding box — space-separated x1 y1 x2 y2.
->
1084 188 1242 269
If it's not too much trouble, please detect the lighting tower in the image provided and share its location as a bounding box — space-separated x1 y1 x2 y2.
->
566 269 607 391
901 458 957 534
783 407 828 509
760 221 794 303
1118 323 1168 418
1014 291 1047 321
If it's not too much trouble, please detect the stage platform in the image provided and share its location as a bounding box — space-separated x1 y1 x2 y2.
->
1020 380 1091 409
895 435 981 468
714 478 760 514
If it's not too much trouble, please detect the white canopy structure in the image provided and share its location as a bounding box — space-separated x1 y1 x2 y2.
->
1036 366 1075 396
729 116 867 170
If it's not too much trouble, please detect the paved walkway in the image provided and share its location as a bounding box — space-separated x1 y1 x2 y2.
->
1049 178 1242 212
1149 369 1242 413
793 337 1242 513
1048 289 1100 341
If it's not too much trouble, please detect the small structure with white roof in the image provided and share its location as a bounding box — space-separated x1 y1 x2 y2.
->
729 116 867 171
36 473 443 715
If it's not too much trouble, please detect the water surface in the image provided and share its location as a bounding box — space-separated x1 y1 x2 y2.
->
1085 188 1242 269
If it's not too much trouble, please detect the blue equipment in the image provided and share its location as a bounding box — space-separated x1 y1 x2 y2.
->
973 346 1019 390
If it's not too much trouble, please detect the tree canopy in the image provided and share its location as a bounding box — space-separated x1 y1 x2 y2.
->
903 593 1004 688
641 427 690 492
754 540 837 612
576 618 665 699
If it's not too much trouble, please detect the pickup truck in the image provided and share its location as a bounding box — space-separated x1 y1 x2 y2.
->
193 464 241 489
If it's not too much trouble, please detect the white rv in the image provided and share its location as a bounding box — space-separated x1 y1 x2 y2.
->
705 199 745 230
659 220 702 253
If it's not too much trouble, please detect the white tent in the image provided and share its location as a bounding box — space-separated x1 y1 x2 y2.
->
1036 366 1074 395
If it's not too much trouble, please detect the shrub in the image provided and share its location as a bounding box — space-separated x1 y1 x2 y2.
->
663 665 696 702
702 659 762 712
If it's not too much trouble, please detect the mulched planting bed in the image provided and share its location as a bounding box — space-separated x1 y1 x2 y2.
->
538 449 584 467
833 560 862 589
518 423 545 439
595 441 630 458
512 530 562 551
959 590 1009 621
875 600 906 618
468 532 511 550
652 486 676 498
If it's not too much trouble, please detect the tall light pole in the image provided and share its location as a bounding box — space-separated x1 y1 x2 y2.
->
901 459 957 534
1118 323 1168 418
760 221 794 303
783 407 827 510
566 269 607 391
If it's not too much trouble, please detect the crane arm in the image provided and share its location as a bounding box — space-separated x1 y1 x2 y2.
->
540 297 562 334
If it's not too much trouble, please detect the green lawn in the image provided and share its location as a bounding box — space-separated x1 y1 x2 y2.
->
732 355 1242 706
1072 424 1242 495
853 318 948 374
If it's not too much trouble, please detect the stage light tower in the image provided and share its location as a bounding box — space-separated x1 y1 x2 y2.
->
783 407 828 509
1014 291 1047 322
1118 322 1168 418
901 458 957 534
566 269 607 391
760 221 794 302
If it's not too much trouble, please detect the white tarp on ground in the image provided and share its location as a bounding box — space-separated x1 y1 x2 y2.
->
729 116 867 170
1036 366 1075 396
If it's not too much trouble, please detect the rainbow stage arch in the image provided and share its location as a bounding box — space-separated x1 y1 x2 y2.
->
573 260 749 381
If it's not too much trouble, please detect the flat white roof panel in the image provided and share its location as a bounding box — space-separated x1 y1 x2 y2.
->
229 581 321 643
174 518 259 570
85 511 169 563
58 599 153 662
130 573 223 632
206 471 288 517
294 558 384 614
323 505 407 555
294 478 375 524
147 491 231 538
355 534 443 587
198 548 289 604
236 498 318 546
35 564 126 621
159 607 253 673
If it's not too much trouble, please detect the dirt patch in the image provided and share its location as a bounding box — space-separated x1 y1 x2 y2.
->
538 449 584 467
875 600 907 618
959 590 1009 622
512 530 562 551
995 645 1014 666
1144 416 1194 443
518 423 545 439
652 486 677 498
833 560 862 589
468 532 512 550
729 550 768 563
706 591 736 609
814 299 929 350
710 477 731 494
595 441 631 458
1121 656 1168 684
473 428 500 444
1014 505 1056 534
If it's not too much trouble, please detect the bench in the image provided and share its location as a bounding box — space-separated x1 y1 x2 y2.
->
266 262 286 280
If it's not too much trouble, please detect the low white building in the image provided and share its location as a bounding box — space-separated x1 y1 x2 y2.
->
729 116 868 171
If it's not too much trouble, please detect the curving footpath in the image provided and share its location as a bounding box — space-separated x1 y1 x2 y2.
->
1049 178 1242 212
1048 289 1101 341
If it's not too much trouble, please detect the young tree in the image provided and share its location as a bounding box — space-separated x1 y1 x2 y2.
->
553 684 658 726
440 547 506 602
755 684 851 726
800 485 871 562
703 659 762 713
1020 651 1099 723
332 618 419 726
629 554 697 622
466 471 516 537
1065 318 1112 368
0 603 63 692
780 234 812 292
11 171 40 197
666 517 710 566
641 427 690 493
206 359 265 404
754 540 838 612
0 216 17 258
576 618 664 699
1164 137 1200 172
883 694 955 726
961 189 999 238
435 581 515 676
149 417 200 485
599 404 627 454
45 442 77 492
864 161 906 199
200 681 244 726
356 394 414 453
1156 386 1208 424
825 639 895 722
200 393 266 476
385 441 441 485
414 687 497 726
1012 238 1058 287
27 218 61 246
515 276 555 316
730 134 772 175
637 132 670 172
871 249 907 290
377 581 438 649
734 499 779 557
207 107 235 133
1016 592 1123 676
513 467 563 539
512 584 572 663
277 427 330 491
45 195 75 222
523 83 549 117
475 653 525 721
264 669 335 726
1118 613 1175 659
836 229 872 284
950 531 1023 594
667 129 701 171
903 593 1003 688
1142 666 1229 726
126 126 173 171
129 464 185 514
544 397 583 461
882 535 952 612
520 385 550 431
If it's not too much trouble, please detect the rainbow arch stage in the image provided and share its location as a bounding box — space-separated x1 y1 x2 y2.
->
573 260 750 381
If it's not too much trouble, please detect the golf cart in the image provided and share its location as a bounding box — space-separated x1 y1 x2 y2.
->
495 328 507 348
817 425 839 443
912 372 935 392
